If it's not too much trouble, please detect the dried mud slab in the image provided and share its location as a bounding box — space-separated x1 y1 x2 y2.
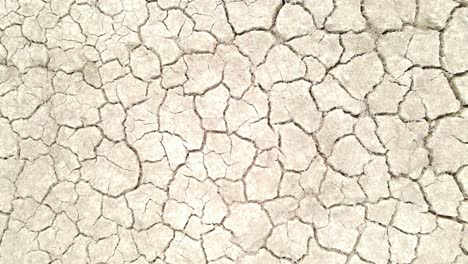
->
0 0 467 263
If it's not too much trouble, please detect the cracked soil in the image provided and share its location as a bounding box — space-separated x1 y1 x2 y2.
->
0 0 468 263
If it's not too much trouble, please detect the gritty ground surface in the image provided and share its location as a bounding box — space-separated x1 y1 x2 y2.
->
0 0 468 263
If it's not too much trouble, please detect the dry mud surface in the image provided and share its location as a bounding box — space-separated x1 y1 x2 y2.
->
1 0 468 263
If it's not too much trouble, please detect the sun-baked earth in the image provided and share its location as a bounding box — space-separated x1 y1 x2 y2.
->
0 0 468 263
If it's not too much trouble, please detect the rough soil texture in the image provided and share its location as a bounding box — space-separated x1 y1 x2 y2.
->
0 0 468 263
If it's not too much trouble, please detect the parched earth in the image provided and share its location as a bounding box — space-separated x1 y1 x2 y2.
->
0 0 468 263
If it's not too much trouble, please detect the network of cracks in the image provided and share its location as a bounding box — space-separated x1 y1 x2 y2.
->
0 0 468 263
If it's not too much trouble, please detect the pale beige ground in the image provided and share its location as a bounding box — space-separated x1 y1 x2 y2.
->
0 0 468 263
